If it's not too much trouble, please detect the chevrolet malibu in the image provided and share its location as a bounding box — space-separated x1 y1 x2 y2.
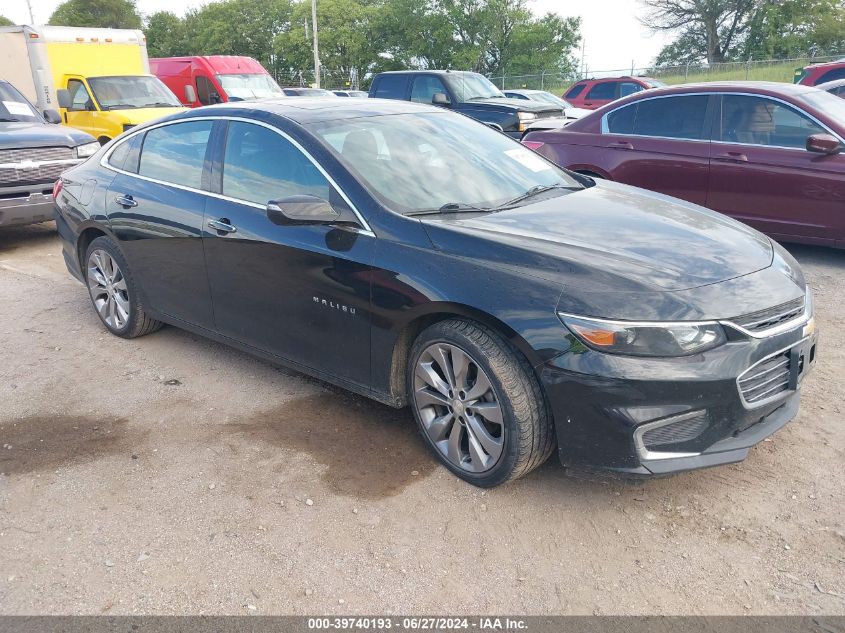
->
54 99 818 487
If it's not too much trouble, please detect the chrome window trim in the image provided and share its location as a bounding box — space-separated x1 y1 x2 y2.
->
600 91 845 147
736 335 811 409
100 115 375 236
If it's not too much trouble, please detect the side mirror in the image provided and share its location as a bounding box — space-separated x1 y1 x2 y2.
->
432 92 451 106
267 195 341 225
184 84 197 104
56 89 72 109
806 133 841 155
43 109 61 124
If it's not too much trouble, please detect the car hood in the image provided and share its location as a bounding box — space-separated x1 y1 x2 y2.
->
0 121 94 149
464 97 562 115
420 180 774 295
115 106 187 125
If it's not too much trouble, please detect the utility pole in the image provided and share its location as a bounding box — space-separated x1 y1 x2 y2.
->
25 0 35 23
311 0 320 88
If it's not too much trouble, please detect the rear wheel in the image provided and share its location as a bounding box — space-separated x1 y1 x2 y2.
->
408 319 555 487
84 236 162 338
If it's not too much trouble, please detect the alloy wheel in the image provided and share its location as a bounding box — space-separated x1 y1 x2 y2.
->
413 343 505 473
87 249 130 330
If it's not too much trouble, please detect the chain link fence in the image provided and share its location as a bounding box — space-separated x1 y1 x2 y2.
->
488 53 845 95
271 69 363 91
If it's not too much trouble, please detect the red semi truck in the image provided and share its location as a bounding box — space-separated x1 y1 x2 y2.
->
150 55 284 106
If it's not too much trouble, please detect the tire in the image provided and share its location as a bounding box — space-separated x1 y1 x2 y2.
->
84 235 162 339
407 319 555 487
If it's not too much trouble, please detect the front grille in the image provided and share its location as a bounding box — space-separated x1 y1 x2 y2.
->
738 350 791 404
0 146 75 186
641 411 710 449
731 297 805 333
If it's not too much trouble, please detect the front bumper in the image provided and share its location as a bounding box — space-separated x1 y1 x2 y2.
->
540 320 818 475
0 191 55 227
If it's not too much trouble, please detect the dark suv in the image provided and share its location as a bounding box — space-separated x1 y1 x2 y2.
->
368 70 563 138
563 76 665 110
0 80 97 227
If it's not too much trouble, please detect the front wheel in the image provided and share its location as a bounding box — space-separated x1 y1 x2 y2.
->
408 319 555 487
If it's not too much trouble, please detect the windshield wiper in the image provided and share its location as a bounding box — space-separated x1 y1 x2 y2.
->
493 184 579 211
0 117 20 122
406 202 491 217
139 102 179 108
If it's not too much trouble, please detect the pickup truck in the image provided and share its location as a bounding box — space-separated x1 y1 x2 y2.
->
0 80 97 227
368 70 564 138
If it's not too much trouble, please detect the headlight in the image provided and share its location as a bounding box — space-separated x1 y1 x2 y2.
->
559 313 727 357
517 111 537 132
74 141 100 158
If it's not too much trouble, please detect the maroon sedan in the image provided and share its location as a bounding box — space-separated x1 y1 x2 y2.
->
523 82 845 248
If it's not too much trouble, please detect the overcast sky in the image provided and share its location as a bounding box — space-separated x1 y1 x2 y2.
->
8 0 672 72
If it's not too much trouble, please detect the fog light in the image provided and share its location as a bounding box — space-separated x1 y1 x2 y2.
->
633 411 710 461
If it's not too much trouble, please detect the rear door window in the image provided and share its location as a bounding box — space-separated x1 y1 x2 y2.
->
720 95 825 149
606 104 637 134
586 82 617 101
632 95 709 140
221 121 330 205
372 74 409 99
138 120 213 189
564 84 586 99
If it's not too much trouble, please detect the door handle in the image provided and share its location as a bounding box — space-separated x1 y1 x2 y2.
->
608 140 634 150
714 152 749 163
207 218 237 234
114 195 137 208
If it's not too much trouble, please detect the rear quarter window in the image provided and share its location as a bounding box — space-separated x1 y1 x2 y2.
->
372 75 410 100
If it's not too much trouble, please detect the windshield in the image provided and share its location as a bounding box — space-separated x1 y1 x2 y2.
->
88 75 181 110
0 82 41 122
217 73 283 99
797 89 845 126
531 91 573 108
309 111 581 214
446 73 505 101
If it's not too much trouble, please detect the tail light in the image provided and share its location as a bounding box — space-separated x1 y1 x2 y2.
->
52 179 64 200
521 140 545 151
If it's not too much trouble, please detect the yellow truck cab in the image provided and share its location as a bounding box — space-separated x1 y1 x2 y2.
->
0 25 185 144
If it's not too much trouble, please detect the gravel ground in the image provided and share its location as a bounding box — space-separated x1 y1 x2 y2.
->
0 222 843 615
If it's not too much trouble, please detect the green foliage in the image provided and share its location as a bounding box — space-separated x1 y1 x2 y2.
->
49 0 142 29
144 12 188 58
143 0 581 84
0 15 14 26
647 0 845 66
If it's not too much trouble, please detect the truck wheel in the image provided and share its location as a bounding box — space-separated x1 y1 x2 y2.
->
408 319 555 487
84 236 162 338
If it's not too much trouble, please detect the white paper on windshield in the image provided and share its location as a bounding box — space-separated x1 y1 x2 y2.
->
504 148 551 172
2 101 32 116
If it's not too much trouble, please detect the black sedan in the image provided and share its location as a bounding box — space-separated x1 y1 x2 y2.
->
54 98 818 487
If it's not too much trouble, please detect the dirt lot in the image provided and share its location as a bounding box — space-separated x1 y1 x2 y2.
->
0 222 843 615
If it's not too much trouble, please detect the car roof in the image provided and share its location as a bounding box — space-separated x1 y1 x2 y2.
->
817 78 845 89
196 97 441 123
375 69 479 77
629 81 819 97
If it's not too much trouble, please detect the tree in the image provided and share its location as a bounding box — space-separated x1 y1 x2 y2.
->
183 0 291 73
743 0 845 58
640 0 757 64
144 12 188 57
49 0 143 29
0 15 14 26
